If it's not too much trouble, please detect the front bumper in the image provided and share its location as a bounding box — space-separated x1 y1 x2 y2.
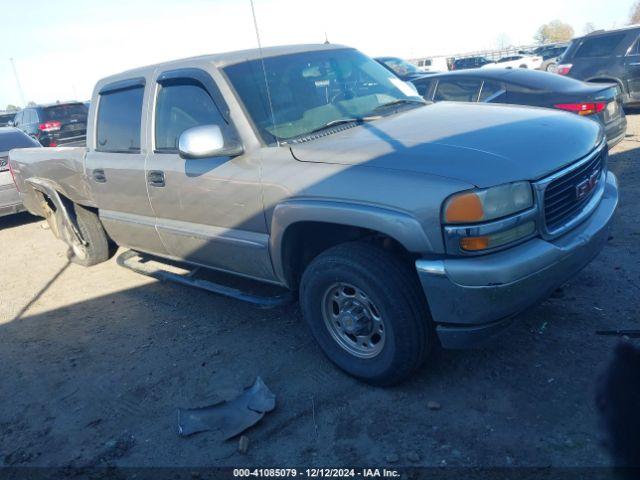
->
416 171 619 349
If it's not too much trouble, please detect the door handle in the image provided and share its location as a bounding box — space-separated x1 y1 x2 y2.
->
92 168 107 183
147 170 165 187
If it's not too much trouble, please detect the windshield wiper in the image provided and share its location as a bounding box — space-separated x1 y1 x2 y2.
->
372 98 426 113
282 117 374 144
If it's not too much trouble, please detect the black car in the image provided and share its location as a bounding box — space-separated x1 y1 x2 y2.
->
411 68 626 148
557 26 640 105
0 112 15 127
10 102 88 147
374 56 434 81
451 56 492 70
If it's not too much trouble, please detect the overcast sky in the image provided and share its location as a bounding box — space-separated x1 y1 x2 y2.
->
0 0 634 108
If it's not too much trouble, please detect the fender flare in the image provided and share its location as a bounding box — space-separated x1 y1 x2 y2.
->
269 199 433 285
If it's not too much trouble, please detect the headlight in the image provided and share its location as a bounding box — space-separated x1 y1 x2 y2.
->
443 181 533 224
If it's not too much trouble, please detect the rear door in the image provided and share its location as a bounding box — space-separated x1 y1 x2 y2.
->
145 68 273 281
624 34 640 100
85 77 168 255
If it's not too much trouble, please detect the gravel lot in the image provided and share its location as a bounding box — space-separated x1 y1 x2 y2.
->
1 113 639 472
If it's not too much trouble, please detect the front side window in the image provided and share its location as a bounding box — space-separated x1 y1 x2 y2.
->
96 86 144 153
576 33 625 58
434 79 482 102
224 48 424 144
155 81 225 151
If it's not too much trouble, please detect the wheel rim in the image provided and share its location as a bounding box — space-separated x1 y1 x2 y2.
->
321 282 386 359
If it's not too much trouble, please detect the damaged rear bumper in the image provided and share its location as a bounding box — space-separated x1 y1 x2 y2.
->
416 171 619 349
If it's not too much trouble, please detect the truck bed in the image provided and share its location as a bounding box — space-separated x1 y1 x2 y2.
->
9 147 95 213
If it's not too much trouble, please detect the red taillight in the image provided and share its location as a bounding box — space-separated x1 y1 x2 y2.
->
554 102 606 116
8 161 19 192
556 64 573 75
38 120 61 132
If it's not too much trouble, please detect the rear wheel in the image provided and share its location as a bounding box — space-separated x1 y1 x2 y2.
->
69 204 112 266
299 242 433 386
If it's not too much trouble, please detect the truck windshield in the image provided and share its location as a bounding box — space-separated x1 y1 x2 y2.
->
224 48 424 144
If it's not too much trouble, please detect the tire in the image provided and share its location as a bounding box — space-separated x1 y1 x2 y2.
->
69 204 112 266
299 242 433 386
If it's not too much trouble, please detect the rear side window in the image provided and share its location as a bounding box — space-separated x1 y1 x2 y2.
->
479 81 506 102
97 86 144 153
575 33 626 58
155 81 225 151
434 79 482 102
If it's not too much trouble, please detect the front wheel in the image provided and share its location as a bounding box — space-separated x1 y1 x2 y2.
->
299 242 433 385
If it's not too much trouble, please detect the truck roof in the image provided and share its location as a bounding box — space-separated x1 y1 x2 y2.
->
97 43 349 86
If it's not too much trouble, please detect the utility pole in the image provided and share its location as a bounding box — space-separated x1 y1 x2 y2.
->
9 58 26 107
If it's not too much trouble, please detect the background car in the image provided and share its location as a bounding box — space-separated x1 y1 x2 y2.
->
482 54 543 69
557 25 640 106
415 56 449 72
539 44 569 71
0 112 16 127
374 56 437 81
0 127 41 217
10 102 88 147
451 56 492 70
411 68 626 147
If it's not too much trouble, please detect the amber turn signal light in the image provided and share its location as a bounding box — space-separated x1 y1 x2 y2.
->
444 192 484 223
459 236 490 251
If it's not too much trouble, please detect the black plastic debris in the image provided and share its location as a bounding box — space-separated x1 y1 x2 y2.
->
177 376 276 439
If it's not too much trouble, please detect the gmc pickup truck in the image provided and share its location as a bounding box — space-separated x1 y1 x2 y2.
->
9 44 619 385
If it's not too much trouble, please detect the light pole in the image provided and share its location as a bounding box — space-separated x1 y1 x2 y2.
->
9 58 26 107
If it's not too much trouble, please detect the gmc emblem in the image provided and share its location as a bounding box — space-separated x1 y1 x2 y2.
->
576 169 601 201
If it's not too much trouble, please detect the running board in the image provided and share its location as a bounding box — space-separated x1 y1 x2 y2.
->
116 250 293 309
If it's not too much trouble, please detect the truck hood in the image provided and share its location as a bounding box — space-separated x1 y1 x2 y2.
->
289 102 603 188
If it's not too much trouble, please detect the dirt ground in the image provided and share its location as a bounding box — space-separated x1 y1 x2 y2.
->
1 113 639 473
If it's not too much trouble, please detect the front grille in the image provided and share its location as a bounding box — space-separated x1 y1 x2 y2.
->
543 151 604 232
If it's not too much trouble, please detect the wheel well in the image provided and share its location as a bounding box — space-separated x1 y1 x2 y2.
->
280 221 416 290
33 188 103 242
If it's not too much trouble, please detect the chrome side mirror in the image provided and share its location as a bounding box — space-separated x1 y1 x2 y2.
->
178 124 243 159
